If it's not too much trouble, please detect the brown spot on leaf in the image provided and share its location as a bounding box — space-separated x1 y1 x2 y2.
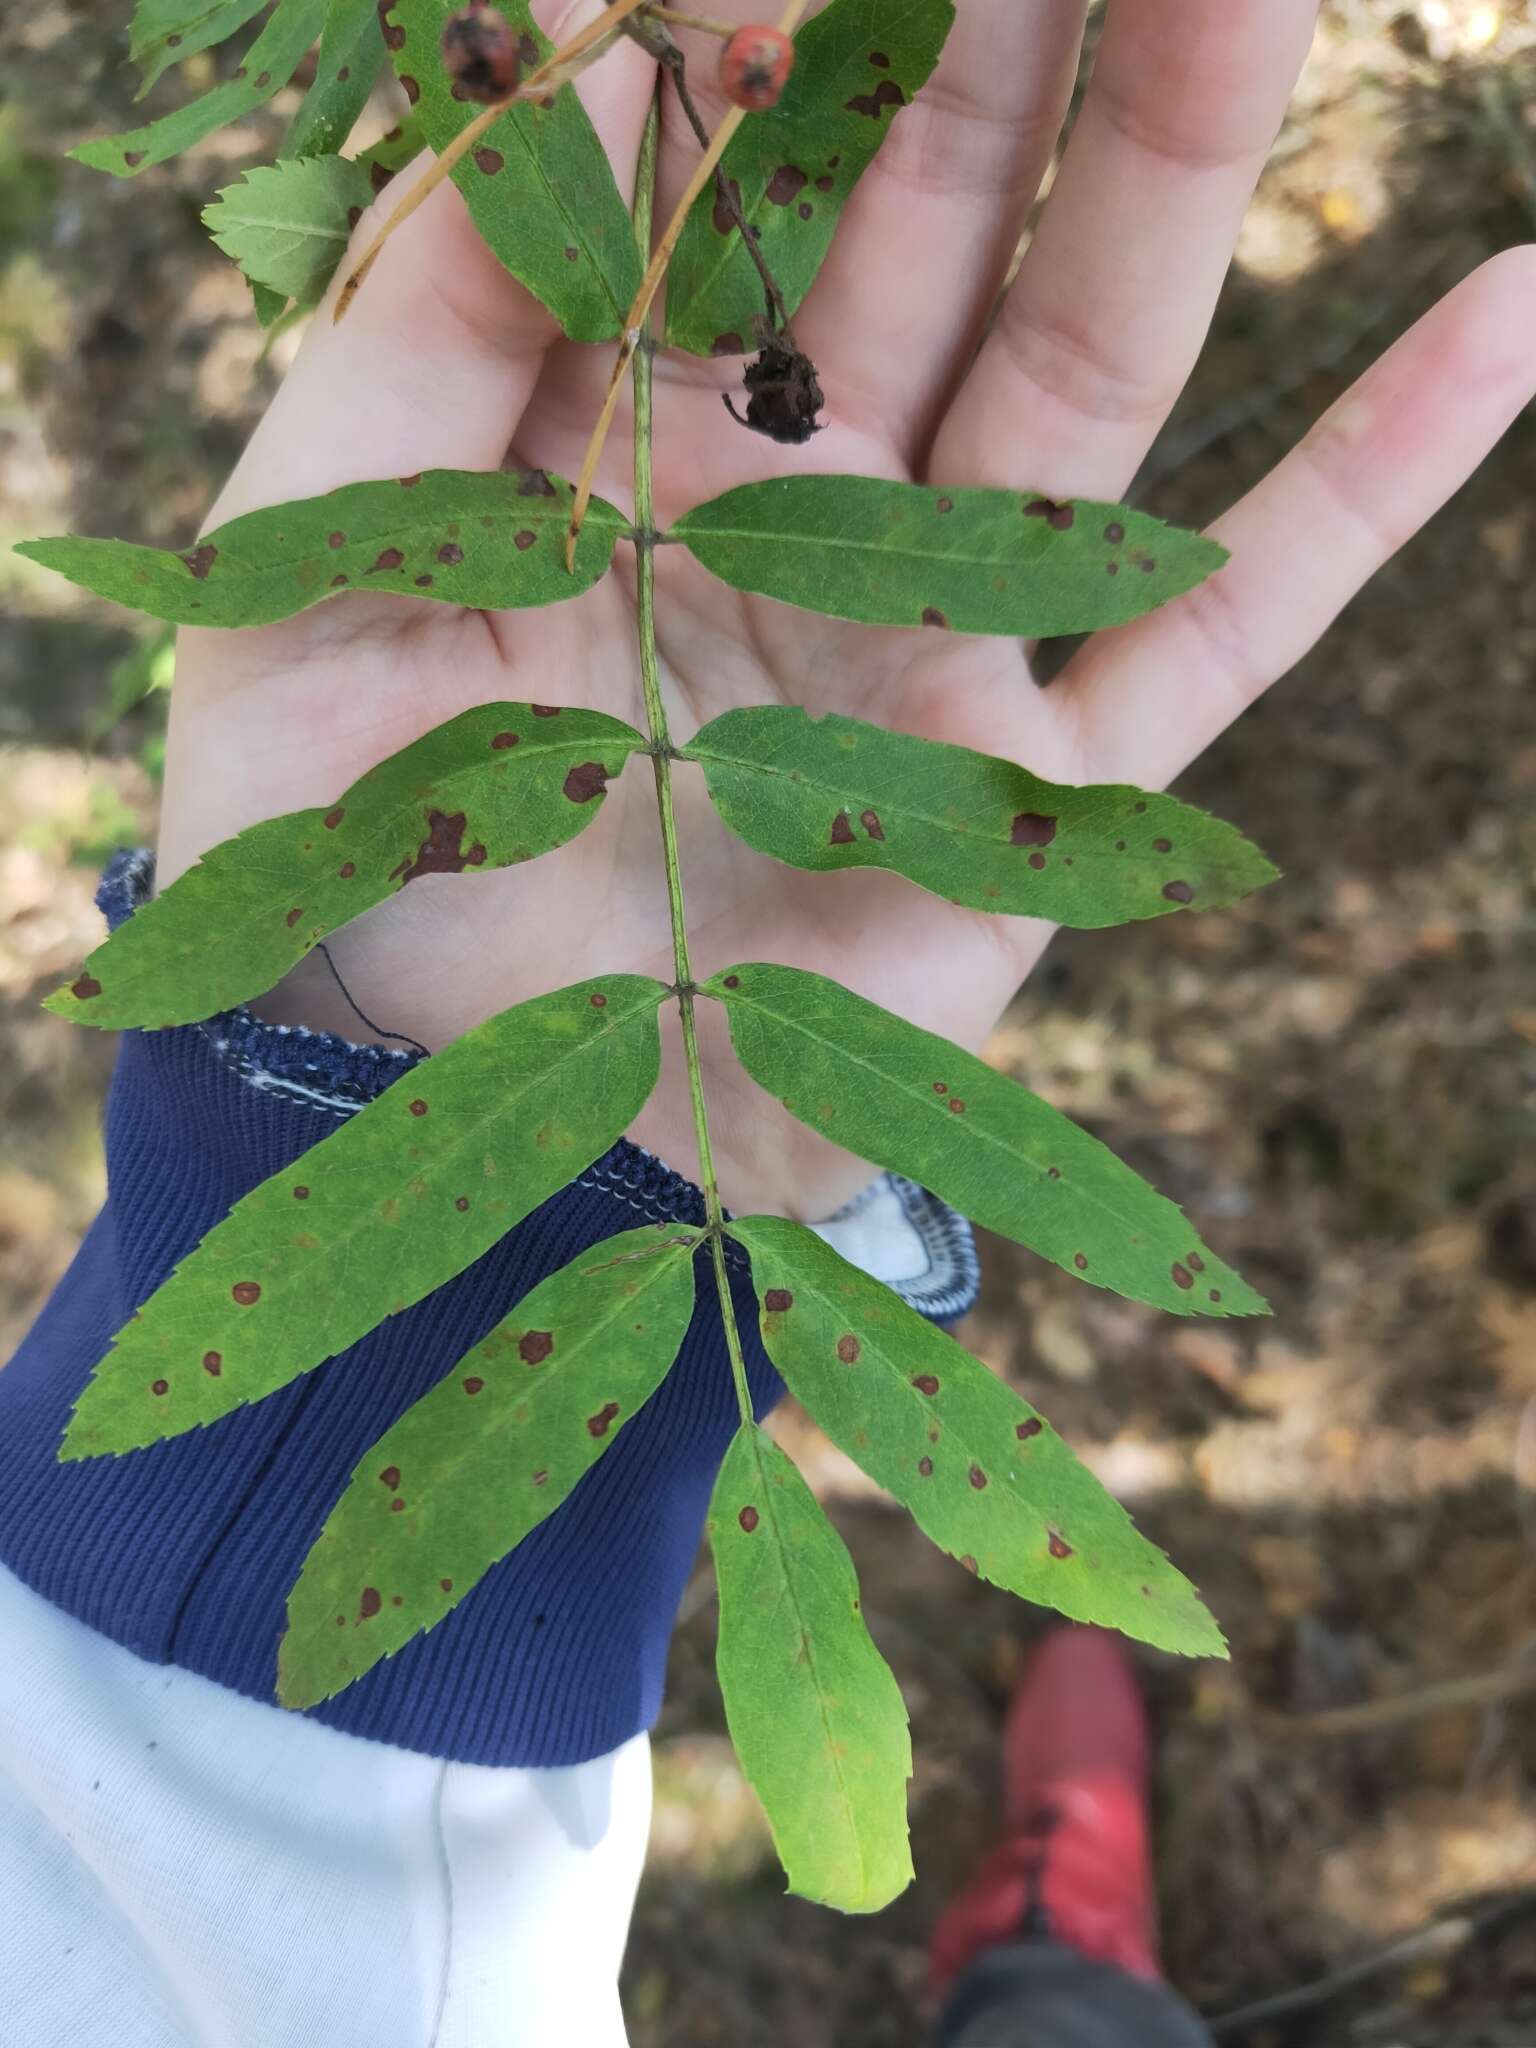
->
1012 813 1058 847
463 1377 485 1396
518 469 557 497
712 331 744 357
232 1281 261 1305
183 544 218 580
1073 1253 1088 1271
1141 558 1157 573
455 1197 469 1212
123 150 146 168
1171 1262 1194 1290
912 1374 940 1396
723 975 741 990
360 1586 383 1619
437 541 464 565
1028 852 1047 872
922 606 950 629
1188 1252 1205 1273
369 161 394 194
331 573 350 587
519 1331 554 1366
1104 522 1125 544
766 165 808 207
514 529 537 551
936 496 954 514
370 547 404 573
1048 1166 1061 1179
949 1098 966 1115
969 1464 988 1490
151 1378 169 1396
491 731 519 750
531 704 561 718
1162 880 1195 904
1048 1530 1074 1559
379 1466 401 1491
860 810 885 841
563 762 609 804
1153 838 1173 855
71 975 102 1001
1017 1417 1043 1440
797 202 814 220
1024 498 1075 531
414 574 434 588
836 1335 861 1364
474 146 504 174
440 1578 454 1593
587 1401 620 1438
339 861 357 879
918 1456 934 1476
764 1289 793 1313
933 1081 948 1094
960 1554 979 1575
830 812 856 845
398 473 422 489
532 1468 549 1486
869 49 891 66
739 1506 760 1533
815 175 834 193
400 72 420 102
390 1498 406 1513
397 809 487 884
407 1099 428 1118
846 79 906 117
1209 1289 1223 1304
293 1185 310 1200
285 907 303 928
328 531 346 549
203 1351 222 1376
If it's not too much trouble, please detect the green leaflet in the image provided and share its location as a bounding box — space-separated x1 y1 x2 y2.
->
382 0 643 343
683 706 1278 927
48 703 644 1030
709 1424 913 1913
673 477 1227 637
704 964 1267 1320
130 0 271 98
205 157 376 305
60 975 667 1458
279 1224 702 1708
730 1218 1225 1658
76 0 327 177
280 0 383 159
665 0 953 357
358 110 426 180
15 468 624 629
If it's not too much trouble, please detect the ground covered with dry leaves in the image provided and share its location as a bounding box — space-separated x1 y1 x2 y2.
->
3 4 1535 2042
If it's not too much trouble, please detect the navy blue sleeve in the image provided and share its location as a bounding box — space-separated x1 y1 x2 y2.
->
0 852 977 1768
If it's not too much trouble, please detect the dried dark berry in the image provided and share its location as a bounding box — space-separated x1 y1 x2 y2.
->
441 6 522 104
720 26 795 111
724 326 825 446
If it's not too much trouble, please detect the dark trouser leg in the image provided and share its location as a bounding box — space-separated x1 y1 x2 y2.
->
935 1943 1215 2048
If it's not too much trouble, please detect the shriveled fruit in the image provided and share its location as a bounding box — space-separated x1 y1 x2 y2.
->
440 5 523 104
720 25 795 112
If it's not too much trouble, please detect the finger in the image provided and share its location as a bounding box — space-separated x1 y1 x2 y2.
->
208 9 655 528
931 0 1319 497
650 0 1088 462
1056 249 1536 790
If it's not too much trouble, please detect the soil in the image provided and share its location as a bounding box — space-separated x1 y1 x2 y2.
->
2 4 1535 2043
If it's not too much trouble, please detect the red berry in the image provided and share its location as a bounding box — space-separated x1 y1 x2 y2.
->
440 6 522 104
720 26 794 112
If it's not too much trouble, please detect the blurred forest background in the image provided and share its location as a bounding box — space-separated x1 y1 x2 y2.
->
3 2 1536 2041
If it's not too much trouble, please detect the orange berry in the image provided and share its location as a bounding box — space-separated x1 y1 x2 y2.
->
719 26 795 112
440 6 522 104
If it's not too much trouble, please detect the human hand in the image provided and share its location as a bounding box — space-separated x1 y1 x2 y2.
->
160 0 1536 1220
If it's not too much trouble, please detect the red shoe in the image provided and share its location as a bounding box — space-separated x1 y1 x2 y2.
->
929 1626 1162 2000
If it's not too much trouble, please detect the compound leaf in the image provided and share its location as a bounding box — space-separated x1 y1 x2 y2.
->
730 1217 1225 1658
77 0 328 177
61 974 667 1458
130 0 272 98
205 155 375 305
683 705 1278 927
673 476 1226 638
381 0 642 342
704 963 1266 1319
710 1423 913 1912
16 467 624 629
48 703 644 1030
279 1222 702 1708
281 0 383 158
665 0 954 356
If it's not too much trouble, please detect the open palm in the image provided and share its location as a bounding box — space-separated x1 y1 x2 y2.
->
162 0 1536 1218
